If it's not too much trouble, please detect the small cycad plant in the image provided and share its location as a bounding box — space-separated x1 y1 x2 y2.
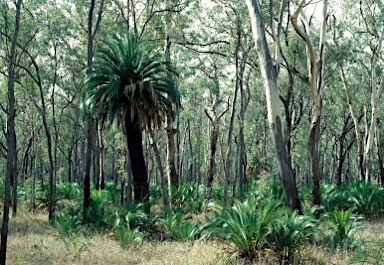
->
158 211 199 242
269 210 317 263
201 197 282 258
348 180 384 216
110 204 150 248
325 208 363 250
53 206 82 238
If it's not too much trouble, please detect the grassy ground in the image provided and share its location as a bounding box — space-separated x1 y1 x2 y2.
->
3 209 383 265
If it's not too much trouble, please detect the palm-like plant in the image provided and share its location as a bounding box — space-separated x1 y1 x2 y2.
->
270 210 317 263
201 197 282 258
325 208 363 249
84 32 180 202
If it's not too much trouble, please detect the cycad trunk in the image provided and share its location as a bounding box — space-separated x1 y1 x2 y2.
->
125 112 149 202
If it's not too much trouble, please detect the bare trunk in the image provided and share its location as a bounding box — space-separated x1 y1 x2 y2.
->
97 120 105 190
339 66 364 180
206 123 219 197
164 11 179 189
149 131 169 207
308 114 321 204
83 116 93 219
1 0 22 263
375 124 384 186
364 27 384 182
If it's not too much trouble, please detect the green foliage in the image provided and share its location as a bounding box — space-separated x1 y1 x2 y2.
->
325 208 363 250
110 204 150 248
114 227 144 248
320 181 384 215
158 211 199 242
53 206 82 236
210 185 224 200
201 197 282 258
83 190 115 229
35 181 50 206
108 202 158 247
56 182 82 201
83 31 181 130
320 182 354 212
348 180 383 215
269 210 317 262
168 181 208 214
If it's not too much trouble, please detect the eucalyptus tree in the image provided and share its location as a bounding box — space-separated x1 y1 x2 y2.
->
83 0 105 218
1 0 22 262
291 0 328 205
83 32 181 203
246 0 301 211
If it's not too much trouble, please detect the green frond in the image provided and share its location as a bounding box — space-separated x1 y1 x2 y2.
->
82 31 181 130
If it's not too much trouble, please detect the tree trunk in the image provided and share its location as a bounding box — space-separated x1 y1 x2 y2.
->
308 114 321 205
206 123 219 196
375 124 384 186
291 0 328 206
97 120 105 190
246 0 301 211
125 112 149 202
164 4 179 188
339 65 365 180
83 116 93 219
84 0 104 219
1 0 22 263
362 24 384 181
94 138 100 189
149 130 169 207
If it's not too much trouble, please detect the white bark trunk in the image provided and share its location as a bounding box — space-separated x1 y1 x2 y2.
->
364 27 384 181
246 0 301 211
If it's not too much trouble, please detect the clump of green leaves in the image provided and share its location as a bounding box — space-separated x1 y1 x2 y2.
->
108 203 155 247
56 182 82 201
158 211 199 242
53 206 82 237
325 208 363 249
201 197 282 259
269 210 317 263
348 180 383 216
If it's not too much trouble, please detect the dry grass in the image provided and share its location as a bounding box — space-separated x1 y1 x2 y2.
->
2 210 384 265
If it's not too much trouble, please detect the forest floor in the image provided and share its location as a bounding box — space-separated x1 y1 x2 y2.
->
3 209 383 265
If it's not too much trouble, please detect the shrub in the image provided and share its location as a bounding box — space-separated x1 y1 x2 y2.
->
111 205 149 248
325 208 363 250
201 197 282 258
56 182 82 201
83 190 115 228
114 226 144 248
348 180 383 216
53 206 82 236
320 182 353 212
157 211 199 241
269 210 317 263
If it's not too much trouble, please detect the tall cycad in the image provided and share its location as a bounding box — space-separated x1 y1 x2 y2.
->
84 32 180 201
